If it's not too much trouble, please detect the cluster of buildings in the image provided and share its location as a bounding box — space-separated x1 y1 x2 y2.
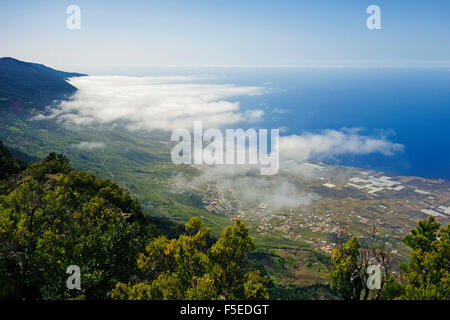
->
164 168 447 263
189 181 345 247
305 239 337 254
192 183 238 215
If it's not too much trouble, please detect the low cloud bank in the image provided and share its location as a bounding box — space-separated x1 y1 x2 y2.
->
219 177 314 209
72 141 105 150
173 167 313 210
280 129 404 162
36 76 265 131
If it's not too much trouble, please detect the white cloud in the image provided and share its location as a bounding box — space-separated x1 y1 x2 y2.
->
37 76 266 131
72 141 105 150
219 177 313 209
279 129 404 162
173 167 312 210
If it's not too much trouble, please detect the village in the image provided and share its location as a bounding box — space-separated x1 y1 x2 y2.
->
162 162 449 258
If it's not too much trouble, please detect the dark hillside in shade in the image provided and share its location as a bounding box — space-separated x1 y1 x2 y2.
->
0 57 86 112
0 140 26 179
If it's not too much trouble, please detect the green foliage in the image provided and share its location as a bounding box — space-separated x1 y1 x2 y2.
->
0 140 26 180
329 236 363 300
329 217 450 300
379 275 405 300
0 144 267 300
209 219 258 299
243 270 269 299
0 150 155 299
111 217 268 300
398 217 450 300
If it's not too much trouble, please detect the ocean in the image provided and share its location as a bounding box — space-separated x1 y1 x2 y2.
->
230 68 450 179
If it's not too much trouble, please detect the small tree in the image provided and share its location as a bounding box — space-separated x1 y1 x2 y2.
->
399 217 450 300
329 236 362 300
329 227 392 300
330 217 450 300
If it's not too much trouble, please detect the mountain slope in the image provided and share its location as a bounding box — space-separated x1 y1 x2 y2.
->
0 57 86 112
0 140 26 179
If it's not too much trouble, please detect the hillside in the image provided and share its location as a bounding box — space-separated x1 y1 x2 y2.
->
0 143 268 300
0 57 86 112
0 140 26 179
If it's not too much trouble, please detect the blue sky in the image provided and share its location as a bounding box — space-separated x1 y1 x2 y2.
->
0 0 449 68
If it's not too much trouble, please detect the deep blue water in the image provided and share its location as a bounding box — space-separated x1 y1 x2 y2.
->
223 68 450 179
238 69 450 179
88 66 450 179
